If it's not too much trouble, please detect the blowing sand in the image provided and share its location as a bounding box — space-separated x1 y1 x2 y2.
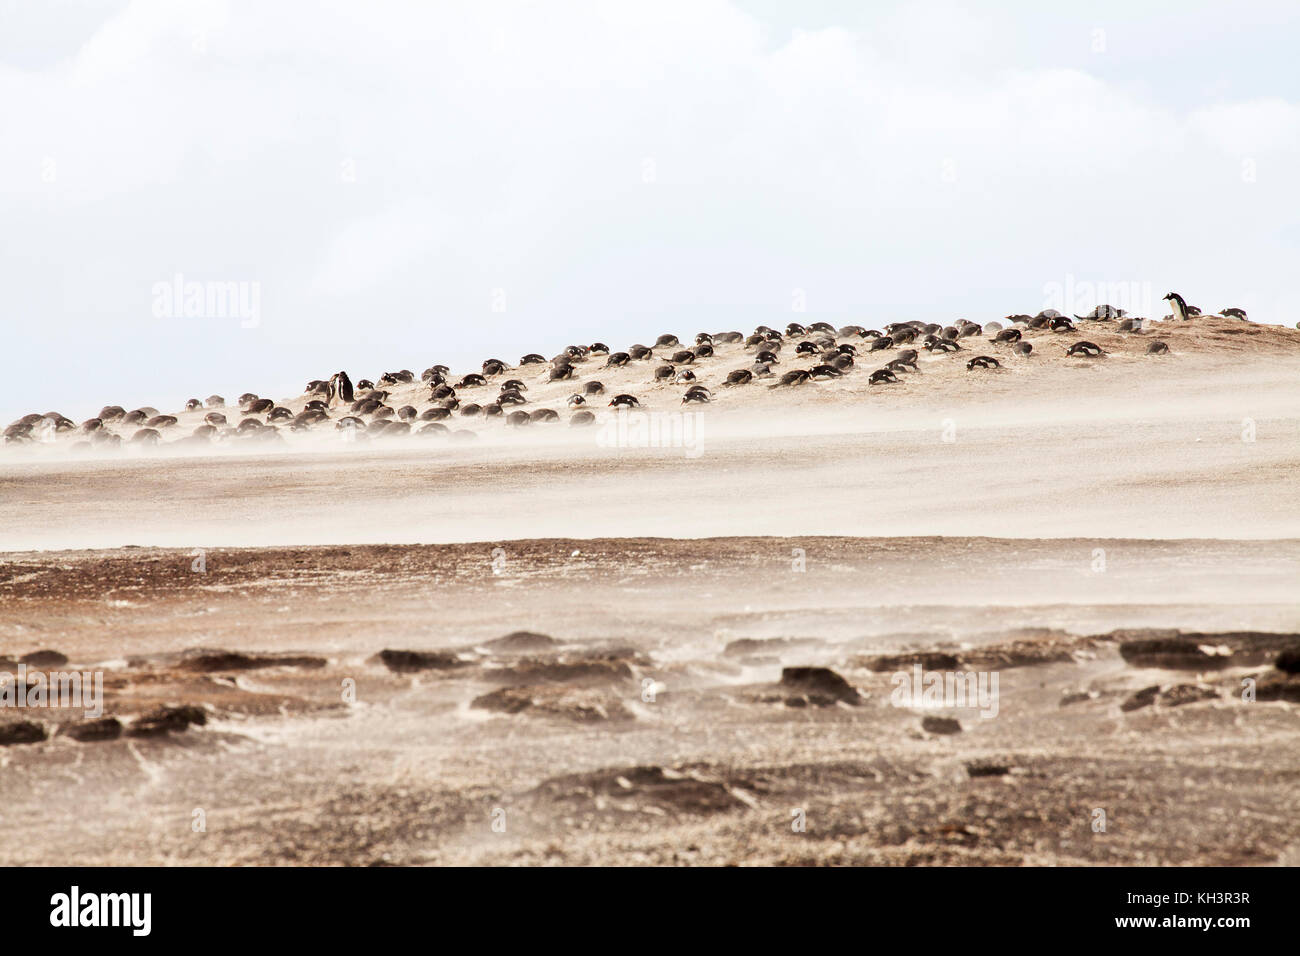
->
1 315 1298 865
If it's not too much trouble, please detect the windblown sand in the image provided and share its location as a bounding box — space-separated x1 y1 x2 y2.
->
1 316 1298 865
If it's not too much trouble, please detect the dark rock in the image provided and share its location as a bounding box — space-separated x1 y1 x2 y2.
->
483 631 558 652
64 717 123 742
483 658 634 686
20 650 68 668
1254 672 1300 703
780 667 862 704
1276 648 1300 675
181 651 327 672
859 652 960 673
0 720 47 745
921 716 961 734
1119 632 1300 670
129 705 207 736
374 649 470 673
1121 685 1161 711
967 763 1010 777
470 685 633 722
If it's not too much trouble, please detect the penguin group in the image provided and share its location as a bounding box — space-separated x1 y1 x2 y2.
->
6 291 1261 452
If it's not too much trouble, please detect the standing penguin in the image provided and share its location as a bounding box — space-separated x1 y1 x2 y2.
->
331 371 355 404
1163 292 1191 322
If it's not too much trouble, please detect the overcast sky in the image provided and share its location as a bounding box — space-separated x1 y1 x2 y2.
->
3 0 1298 423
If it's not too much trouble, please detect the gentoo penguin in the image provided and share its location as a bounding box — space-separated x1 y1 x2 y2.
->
1076 304 1125 320
809 364 843 379
723 369 753 386
713 331 744 343
692 343 714 358
482 359 508 376
808 321 835 333
795 341 820 355
1014 342 1033 356
755 349 780 366
185 399 202 411
529 408 560 423
771 369 810 388
238 393 259 406
1065 341 1105 357
567 394 586 407
786 323 808 337
868 368 899 385
570 410 597 425
1004 315 1031 325
421 407 452 421
520 353 546 365
838 325 867 338
628 345 654 360
417 422 449 436
966 356 1001 370
1163 292 1191 321
589 342 610 354
653 365 676 381
893 348 919 368
456 373 487 388
331 371 355 404
1050 316 1076 332
130 428 161 445
548 366 574 381
267 407 294 423
1146 341 1170 354
671 349 696 365
483 403 503 417
498 390 526 406
246 398 275 414
892 328 919 344
655 334 680 348
868 336 894 352
682 385 711 403
744 333 766 348
1222 307 1247 319
830 353 854 370
608 394 640 408
993 328 1022 343
501 379 527 392
674 370 697 383
397 405 418 420
583 381 606 395
605 351 631 367
356 379 375 391
506 410 531 426
983 322 1003 334
925 339 961 352
203 396 224 410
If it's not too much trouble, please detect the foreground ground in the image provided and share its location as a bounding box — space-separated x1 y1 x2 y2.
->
1 536 1297 866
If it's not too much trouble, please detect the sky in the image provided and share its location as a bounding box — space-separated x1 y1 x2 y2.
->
2 0 1299 424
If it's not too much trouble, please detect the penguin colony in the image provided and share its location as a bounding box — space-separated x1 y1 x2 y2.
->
0 293 1254 451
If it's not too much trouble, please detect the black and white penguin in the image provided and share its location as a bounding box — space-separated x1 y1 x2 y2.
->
1065 341 1105 357
722 369 753 386
868 368 899 385
966 356 1001 370
1163 292 1191 322
605 351 631 368
608 394 640 408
